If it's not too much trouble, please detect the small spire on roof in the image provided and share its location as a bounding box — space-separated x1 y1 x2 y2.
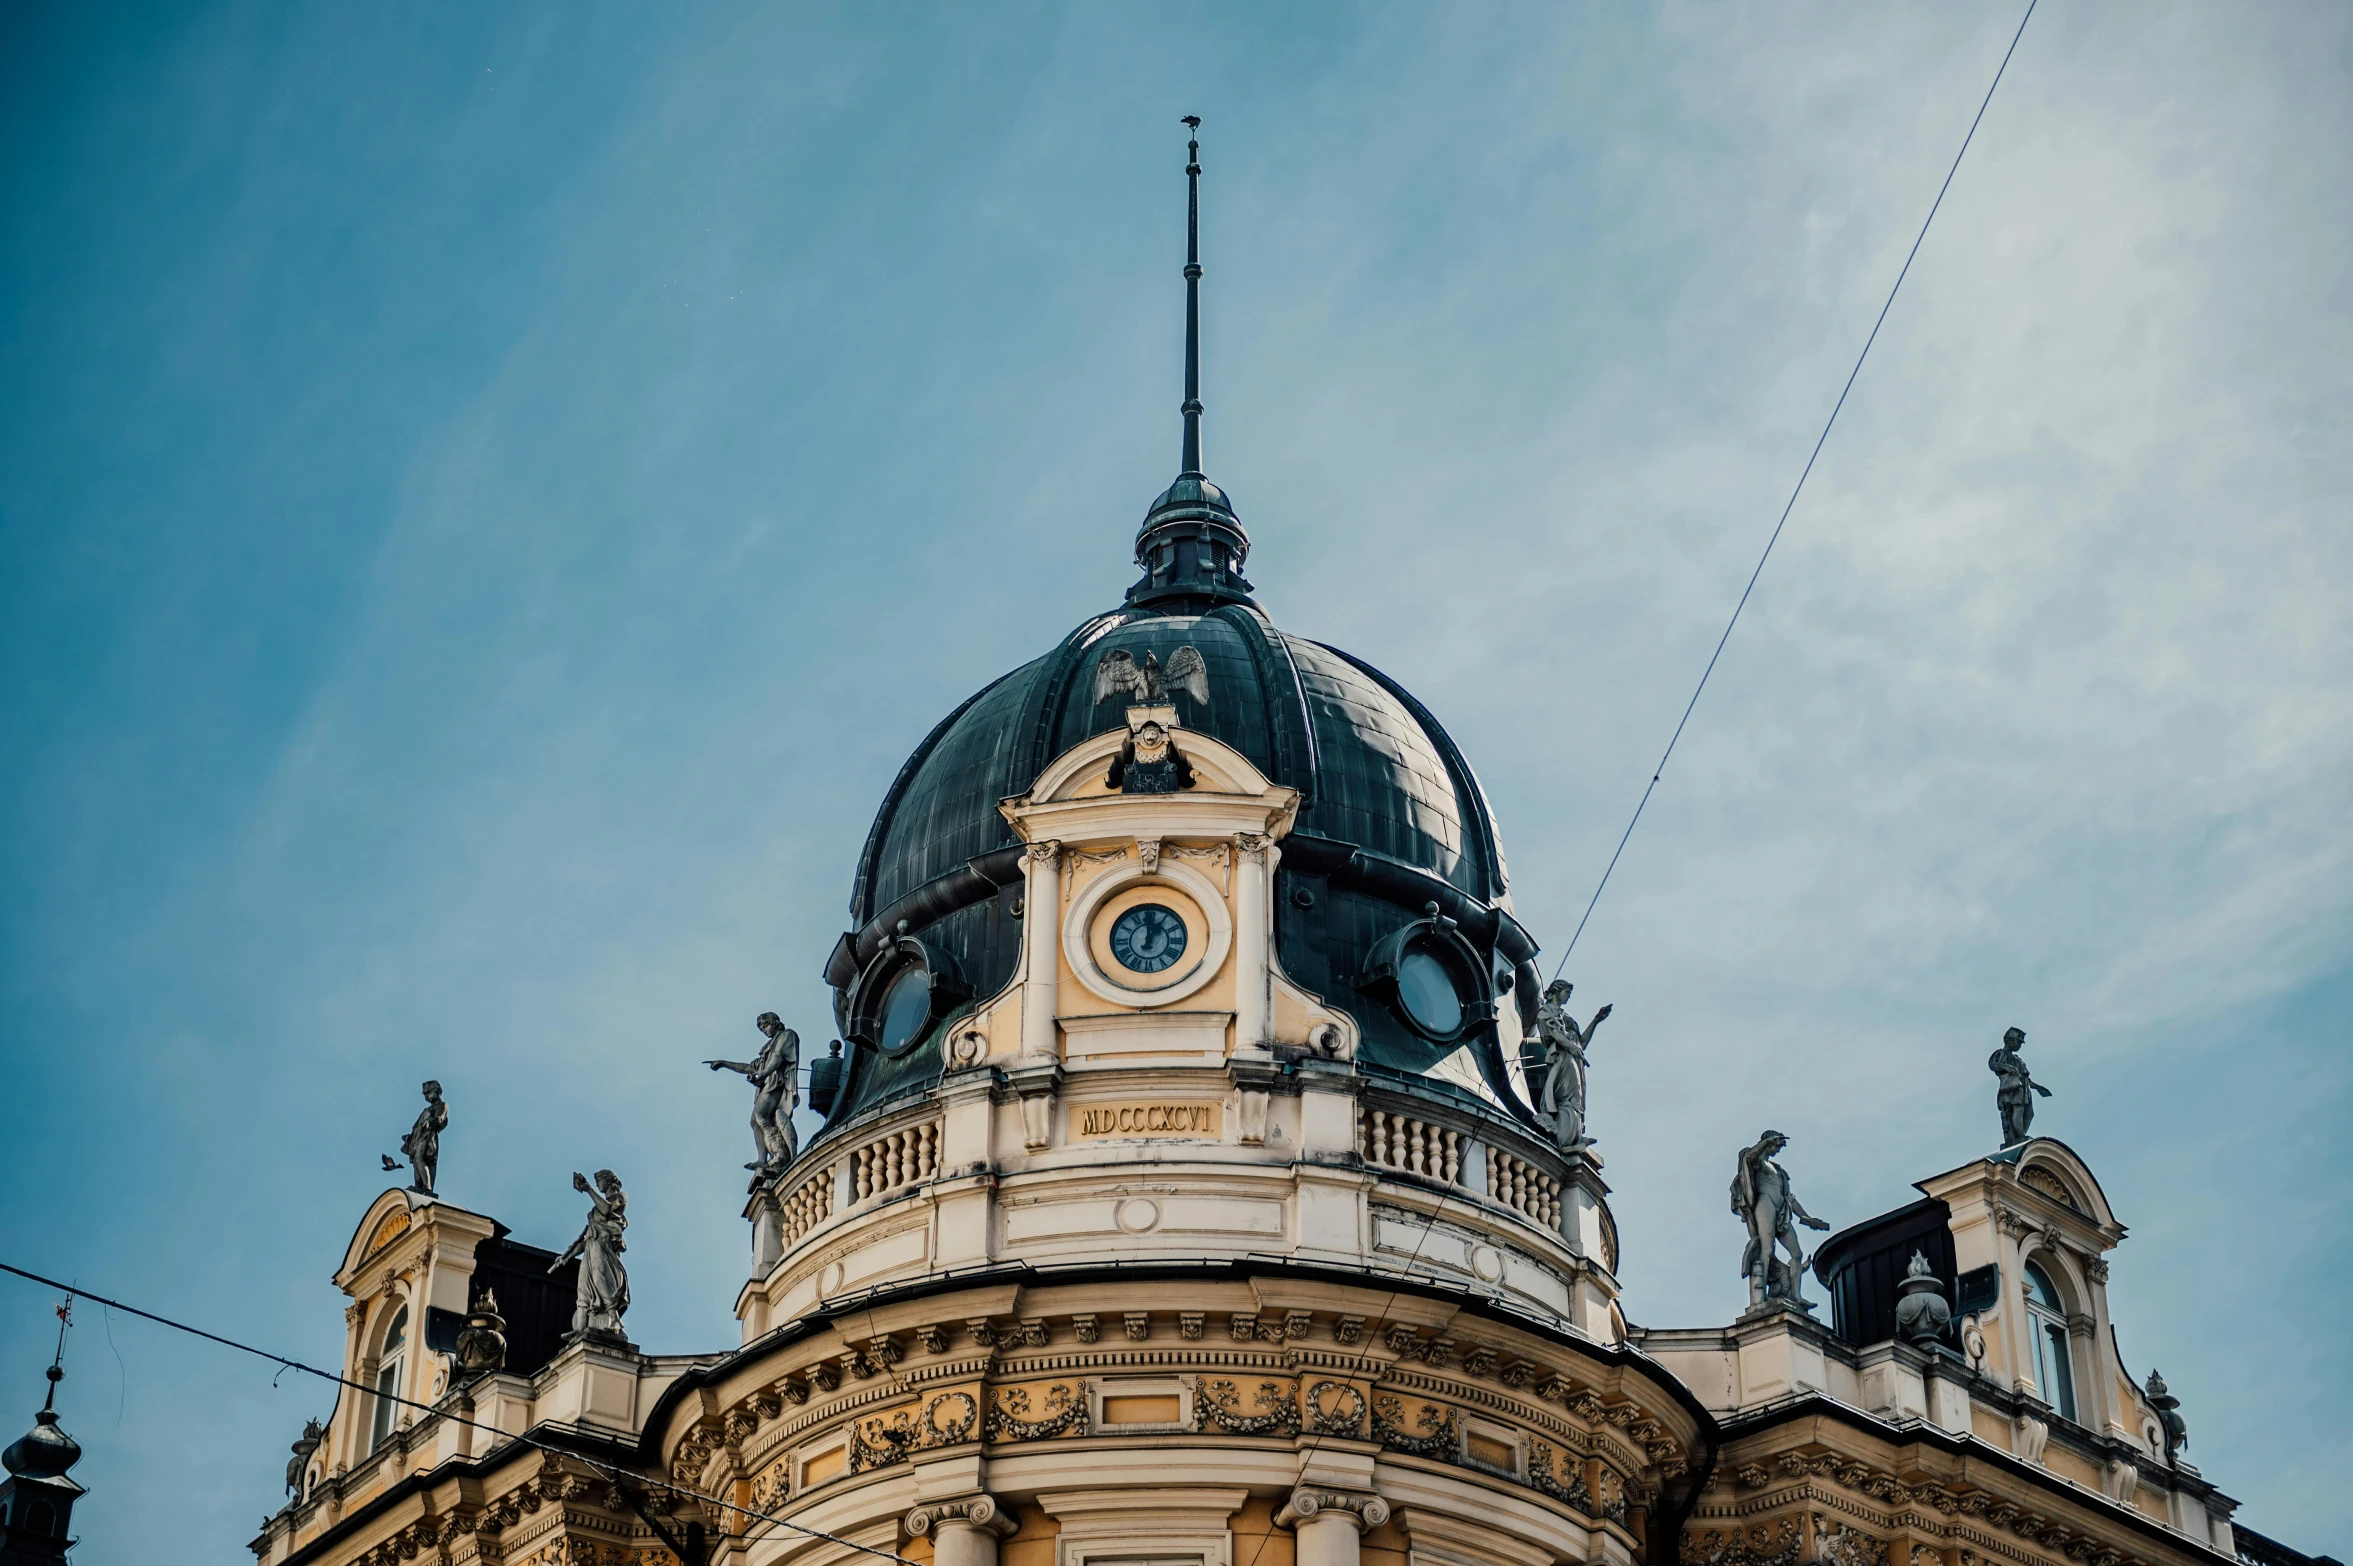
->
1128 118 1252 608
1181 116 1205 476
2 1298 82 1482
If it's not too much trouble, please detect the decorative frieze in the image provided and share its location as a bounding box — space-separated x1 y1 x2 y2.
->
1304 1379 1367 1436
1195 1378 1300 1436
1528 1443 1594 1513
985 1380 1090 1441
1718 1447 2162 1564
1692 1520 1802 1566
1371 1392 1458 1457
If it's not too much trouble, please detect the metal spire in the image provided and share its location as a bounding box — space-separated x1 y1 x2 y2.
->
1180 115 1204 477
42 1299 67 1414
1128 115 1248 608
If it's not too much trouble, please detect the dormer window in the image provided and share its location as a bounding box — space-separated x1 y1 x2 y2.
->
370 1305 408 1450
2022 1262 2076 1421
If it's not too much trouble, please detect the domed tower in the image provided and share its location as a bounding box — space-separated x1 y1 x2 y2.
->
241 128 2326 1566
0 1330 84 1566
705 124 1701 1566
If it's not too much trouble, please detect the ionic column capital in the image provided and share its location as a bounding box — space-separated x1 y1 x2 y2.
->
1275 1488 1389 1532
905 1493 1019 1539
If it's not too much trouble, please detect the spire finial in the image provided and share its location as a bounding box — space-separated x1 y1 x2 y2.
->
1127 117 1250 608
43 1299 68 1414
1180 115 1204 477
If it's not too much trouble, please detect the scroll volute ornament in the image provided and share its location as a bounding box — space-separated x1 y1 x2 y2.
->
905 1494 1018 1539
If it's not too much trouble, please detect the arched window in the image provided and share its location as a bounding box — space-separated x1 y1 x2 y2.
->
370 1305 409 1450
2023 1261 2076 1421
25 1499 56 1536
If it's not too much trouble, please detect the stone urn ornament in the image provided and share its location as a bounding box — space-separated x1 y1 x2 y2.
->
2146 1368 2189 1460
1893 1249 1953 1346
454 1290 509 1375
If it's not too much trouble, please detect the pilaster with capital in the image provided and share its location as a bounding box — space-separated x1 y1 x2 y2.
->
1276 1488 1390 1566
1994 1206 2039 1399
2081 1250 2125 1436
1020 841 1063 1062
1233 831 1274 1055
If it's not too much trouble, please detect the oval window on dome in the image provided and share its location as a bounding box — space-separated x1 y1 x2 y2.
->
1395 948 1463 1036
1109 903 1188 975
876 966 934 1055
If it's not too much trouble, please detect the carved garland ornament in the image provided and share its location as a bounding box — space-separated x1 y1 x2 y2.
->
683 1310 1693 1537
1371 1393 1458 1458
924 1390 980 1445
1820 1521 1892 1566
1195 1378 1301 1437
1691 1521 1803 1566
848 1410 917 1472
1304 1380 1367 1437
1725 1452 2156 1563
1528 1443 1594 1513
985 1381 1090 1442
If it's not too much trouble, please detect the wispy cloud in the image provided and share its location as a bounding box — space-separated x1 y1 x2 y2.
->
2 1 2346 1549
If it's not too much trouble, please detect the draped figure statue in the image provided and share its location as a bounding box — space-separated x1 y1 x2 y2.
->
552 1169 630 1340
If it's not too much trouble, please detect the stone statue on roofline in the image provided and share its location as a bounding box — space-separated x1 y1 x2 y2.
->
379 1080 447 1195
1989 1025 2051 1146
552 1168 630 1343
1530 979 1609 1151
707 1012 800 1175
1730 1129 1829 1310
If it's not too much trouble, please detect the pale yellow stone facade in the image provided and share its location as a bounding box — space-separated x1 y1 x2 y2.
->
250 701 2275 1566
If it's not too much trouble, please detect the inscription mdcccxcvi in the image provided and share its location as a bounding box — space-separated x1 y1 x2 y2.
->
1074 1103 1222 1138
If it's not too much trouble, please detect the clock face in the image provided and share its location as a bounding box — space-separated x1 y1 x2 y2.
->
1108 903 1189 975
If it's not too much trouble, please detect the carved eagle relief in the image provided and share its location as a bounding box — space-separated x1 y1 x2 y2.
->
1092 645 1210 707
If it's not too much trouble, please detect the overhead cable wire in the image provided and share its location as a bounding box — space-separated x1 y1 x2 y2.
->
1229 1173 1470 1566
1554 0 2039 982
0 1261 913 1566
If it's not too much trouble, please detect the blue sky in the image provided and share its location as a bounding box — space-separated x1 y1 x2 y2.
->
3 3 2348 1556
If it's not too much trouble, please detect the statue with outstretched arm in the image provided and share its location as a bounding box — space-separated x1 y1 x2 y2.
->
1531 981 1610 1151
551 1169 629 1340
707 1013 799 1172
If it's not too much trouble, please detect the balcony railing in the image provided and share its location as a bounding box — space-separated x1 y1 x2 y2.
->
852 1121 940 1200
1356 1082 1574 1247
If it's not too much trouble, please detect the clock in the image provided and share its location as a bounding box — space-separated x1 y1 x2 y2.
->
1108 903 1189 975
